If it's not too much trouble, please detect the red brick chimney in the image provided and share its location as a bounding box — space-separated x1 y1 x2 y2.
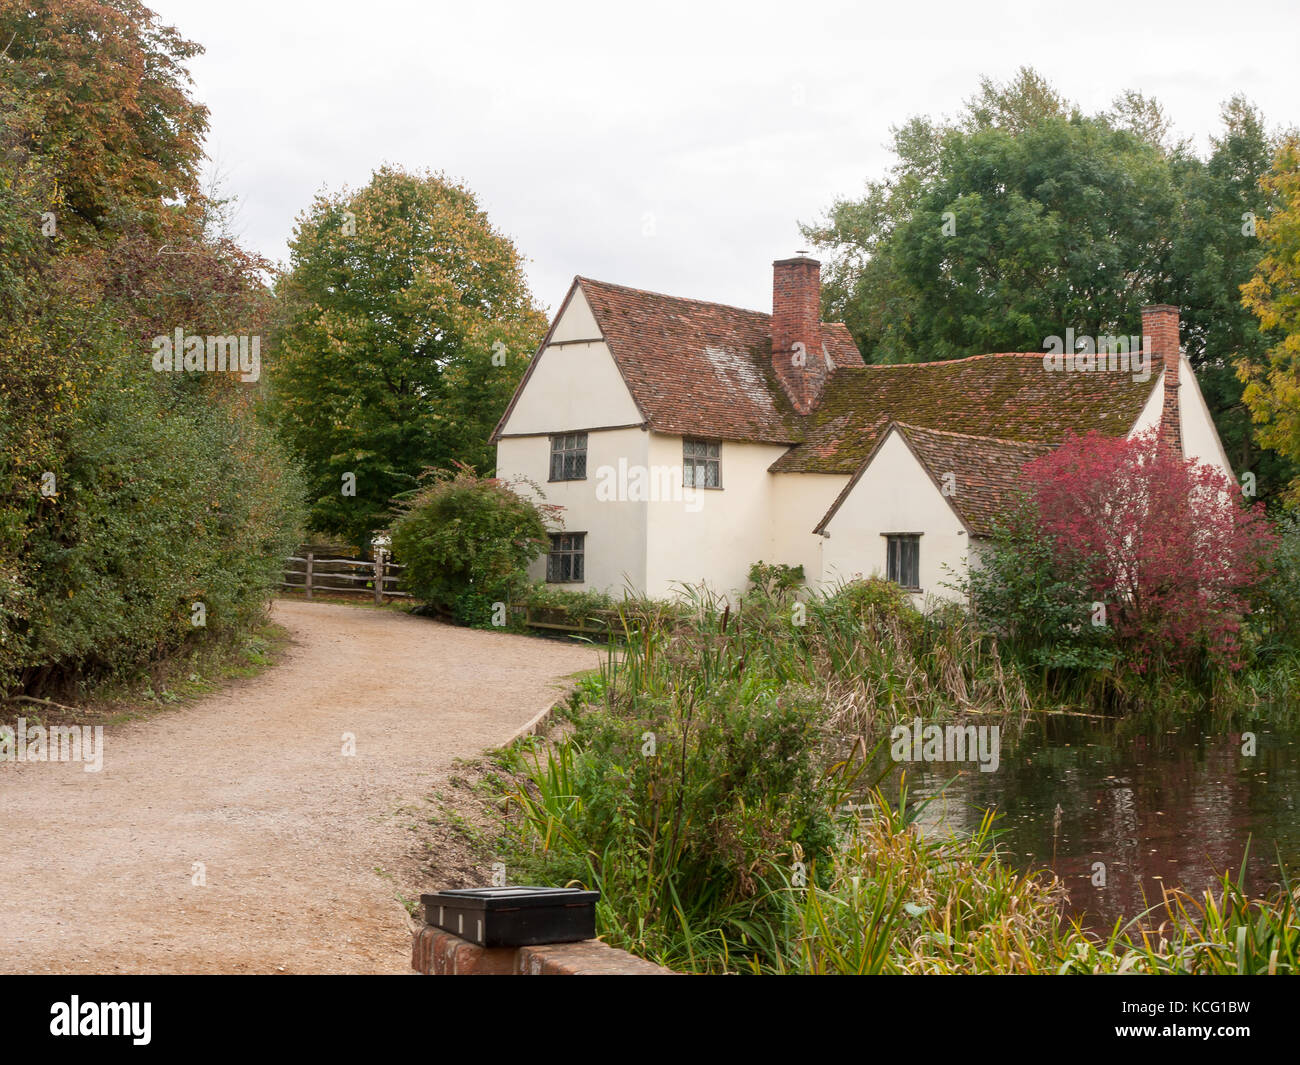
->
771 255 827 415
1142 305 1182 459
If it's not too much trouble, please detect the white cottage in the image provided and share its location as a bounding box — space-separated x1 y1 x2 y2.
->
491 256 1233 602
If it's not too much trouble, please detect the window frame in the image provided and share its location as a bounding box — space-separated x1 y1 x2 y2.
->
548 432 588 483
682 437 722 490
546 532 586 584
883 533 922 591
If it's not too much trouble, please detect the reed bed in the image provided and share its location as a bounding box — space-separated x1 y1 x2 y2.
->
499 581 1298 974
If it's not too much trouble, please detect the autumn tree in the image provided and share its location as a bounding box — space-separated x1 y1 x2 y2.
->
0 4 303 698
0 0 208 243
1023 430 1276 671
1239 135 1300 502
269 166 546 548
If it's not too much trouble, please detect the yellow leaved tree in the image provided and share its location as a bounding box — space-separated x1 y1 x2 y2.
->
1240 135 1300 502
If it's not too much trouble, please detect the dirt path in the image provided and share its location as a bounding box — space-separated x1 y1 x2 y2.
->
0 600 599 974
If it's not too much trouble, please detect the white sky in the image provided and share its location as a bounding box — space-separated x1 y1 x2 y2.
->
151 0 1300 318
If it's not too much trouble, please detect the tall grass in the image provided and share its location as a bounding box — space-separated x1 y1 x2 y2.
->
508 738 1300 974
592 578 1035 736
500 583 1299 974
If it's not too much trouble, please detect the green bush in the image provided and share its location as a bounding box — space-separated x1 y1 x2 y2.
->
512 583 618 633
823 574 916 616
517 582 616 616
819 575 925 643
954 498 1115 677
2 322 305 696
389 470 552 626
508 673 836 971
747 560 805 597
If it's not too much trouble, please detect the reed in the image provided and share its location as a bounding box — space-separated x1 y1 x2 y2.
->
500 586 1299 974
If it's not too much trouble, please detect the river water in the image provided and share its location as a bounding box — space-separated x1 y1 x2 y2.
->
875 705 1300 930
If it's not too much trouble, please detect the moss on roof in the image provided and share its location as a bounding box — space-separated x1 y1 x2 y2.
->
773 353 1157 473
507 277 1156 468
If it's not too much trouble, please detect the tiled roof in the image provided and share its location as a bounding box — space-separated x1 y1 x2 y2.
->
772 352 1158 473
822 323 866 370
497 277 1156 479
575 278 863 445
815 422 1051 538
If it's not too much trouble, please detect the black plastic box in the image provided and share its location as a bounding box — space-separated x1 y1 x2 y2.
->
421 887 600 947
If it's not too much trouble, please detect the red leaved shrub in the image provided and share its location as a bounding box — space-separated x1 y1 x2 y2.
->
1023 429 1277 671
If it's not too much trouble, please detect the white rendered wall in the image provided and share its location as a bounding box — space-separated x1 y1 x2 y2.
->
766 471 850 585
819 429 971 603
642 433 791 599
497 291 642 437
496 428 650 594
1130 356 1235 479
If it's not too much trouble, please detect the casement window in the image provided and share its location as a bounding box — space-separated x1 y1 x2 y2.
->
682 438 721 488
546 533 585 583
549 432 588 481
885 534 921 591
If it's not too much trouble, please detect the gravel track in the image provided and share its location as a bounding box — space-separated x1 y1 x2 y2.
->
0 600 598 974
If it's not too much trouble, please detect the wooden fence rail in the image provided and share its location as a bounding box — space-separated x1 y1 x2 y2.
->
280 548 412 603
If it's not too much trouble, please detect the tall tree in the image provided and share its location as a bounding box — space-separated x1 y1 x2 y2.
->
270 166 545 548
0 0 208 242
963 67 1070 134
1240 135 1300 502
1166 98 1291 499
806 73 1295 499
807 105 1177 361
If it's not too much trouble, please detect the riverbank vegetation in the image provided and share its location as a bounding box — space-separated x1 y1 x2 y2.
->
957 429 1293 712
494 585 1300 974
474 433 1299 973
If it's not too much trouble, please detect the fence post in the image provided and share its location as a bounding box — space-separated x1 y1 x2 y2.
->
374 549 385 605
305 551 314 600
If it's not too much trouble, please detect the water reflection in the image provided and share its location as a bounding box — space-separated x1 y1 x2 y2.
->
873 707 1300 930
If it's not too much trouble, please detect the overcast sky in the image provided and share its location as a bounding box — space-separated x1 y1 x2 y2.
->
151 0 1300 318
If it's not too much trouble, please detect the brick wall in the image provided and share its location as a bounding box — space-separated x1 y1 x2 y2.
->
411 926 674 975
1142 304 1183 458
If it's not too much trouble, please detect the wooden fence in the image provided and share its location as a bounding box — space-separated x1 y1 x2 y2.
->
280 548 412 603
512 605 614 636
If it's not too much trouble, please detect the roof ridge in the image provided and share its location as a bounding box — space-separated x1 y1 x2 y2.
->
576 276 769 320
890 420 1053 450
845 351 1051 370
576 276 852 333
848 348 1165 371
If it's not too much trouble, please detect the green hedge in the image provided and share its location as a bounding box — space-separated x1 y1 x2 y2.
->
1 315 304 696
